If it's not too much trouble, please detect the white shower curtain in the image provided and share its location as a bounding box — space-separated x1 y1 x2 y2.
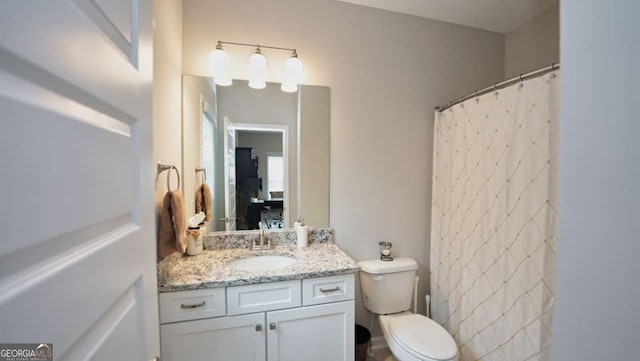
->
430 71 559 361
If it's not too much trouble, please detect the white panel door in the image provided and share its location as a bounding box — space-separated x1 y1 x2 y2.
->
0 1 159 360
223 116 237 230
160 313 266 361
266 301 355 361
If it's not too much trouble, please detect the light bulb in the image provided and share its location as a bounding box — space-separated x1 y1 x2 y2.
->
281 54 303 93
248 50 267 89
209 46 232 86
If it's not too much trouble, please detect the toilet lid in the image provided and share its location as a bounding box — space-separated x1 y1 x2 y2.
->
388 315 457 361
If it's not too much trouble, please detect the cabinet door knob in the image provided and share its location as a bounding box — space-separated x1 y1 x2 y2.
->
269 322 277 330
255 323 263 331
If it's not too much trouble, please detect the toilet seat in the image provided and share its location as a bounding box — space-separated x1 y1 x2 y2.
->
382 313 457 361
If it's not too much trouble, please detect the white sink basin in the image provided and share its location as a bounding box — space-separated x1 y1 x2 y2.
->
227 255 297 272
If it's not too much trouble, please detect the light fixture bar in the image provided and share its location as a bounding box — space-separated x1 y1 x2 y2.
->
212 40 302 93
217 40 296 54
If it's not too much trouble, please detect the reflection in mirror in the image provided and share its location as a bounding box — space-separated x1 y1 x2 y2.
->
182 77 330 233
236 130 285 230
228 123 288 231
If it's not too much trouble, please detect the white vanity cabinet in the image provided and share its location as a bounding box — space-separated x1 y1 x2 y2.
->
159 274 355 361
267 301 354 361
160 312 266 361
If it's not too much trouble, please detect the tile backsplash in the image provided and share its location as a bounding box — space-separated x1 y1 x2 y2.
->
202 227 333 250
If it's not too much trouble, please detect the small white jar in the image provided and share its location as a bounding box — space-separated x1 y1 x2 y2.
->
186 227 203 256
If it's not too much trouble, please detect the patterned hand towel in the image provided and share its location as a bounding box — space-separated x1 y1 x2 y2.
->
195 183 212 221
157 190 187 259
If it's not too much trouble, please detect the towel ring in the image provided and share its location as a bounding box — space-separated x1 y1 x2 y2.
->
158 162 180 192
195 167 207 183
166 166 180 192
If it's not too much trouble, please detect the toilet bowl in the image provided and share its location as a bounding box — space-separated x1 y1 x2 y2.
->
379 312 457 361
358 257 458 361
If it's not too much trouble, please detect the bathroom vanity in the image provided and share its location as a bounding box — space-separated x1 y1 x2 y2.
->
157 228 358 361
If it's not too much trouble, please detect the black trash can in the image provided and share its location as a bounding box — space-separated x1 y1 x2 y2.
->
355 324 371 361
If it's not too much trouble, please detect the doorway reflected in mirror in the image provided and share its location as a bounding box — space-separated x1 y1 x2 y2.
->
236 130 285 230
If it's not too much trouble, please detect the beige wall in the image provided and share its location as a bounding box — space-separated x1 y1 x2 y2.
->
505 6 559 79
182 0 504 333
153 0 182 221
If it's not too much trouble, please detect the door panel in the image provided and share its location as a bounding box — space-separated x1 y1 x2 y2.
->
0 84 133 256
0 1 158 360
73 0 136 61
59 283 143 360
93 0 134 43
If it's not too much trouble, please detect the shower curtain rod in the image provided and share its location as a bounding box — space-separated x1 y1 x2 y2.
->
435 63 560 112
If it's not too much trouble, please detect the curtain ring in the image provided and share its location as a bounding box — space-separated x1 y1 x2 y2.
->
519 74 525 89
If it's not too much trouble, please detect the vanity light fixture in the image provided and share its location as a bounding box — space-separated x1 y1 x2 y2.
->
209 40 303 92
281 50 303 93
248 47 268 89
209 42 232 86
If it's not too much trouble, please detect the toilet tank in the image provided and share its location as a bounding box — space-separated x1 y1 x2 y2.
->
358 257 418 314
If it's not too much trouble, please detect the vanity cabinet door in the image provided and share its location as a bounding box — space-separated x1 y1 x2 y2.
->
266 301 355 361
161 313 266 361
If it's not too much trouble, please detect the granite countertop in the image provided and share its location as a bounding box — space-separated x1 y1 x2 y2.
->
157 243 360 293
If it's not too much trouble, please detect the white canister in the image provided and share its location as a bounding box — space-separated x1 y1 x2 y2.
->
186 227 203 256
296 223 308 248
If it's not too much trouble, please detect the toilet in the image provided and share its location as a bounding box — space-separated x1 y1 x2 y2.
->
359 257 458 361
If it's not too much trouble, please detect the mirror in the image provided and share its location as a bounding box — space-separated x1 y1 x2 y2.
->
182 76 330 232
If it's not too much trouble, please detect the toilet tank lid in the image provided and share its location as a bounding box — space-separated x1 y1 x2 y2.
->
358 257 418 274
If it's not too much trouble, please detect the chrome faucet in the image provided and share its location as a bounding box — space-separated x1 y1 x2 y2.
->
253 222 270 250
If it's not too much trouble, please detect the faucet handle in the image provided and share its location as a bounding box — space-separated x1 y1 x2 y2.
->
252 221 265 250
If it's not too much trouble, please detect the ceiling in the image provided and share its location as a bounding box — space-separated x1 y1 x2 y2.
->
336 0 558 34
